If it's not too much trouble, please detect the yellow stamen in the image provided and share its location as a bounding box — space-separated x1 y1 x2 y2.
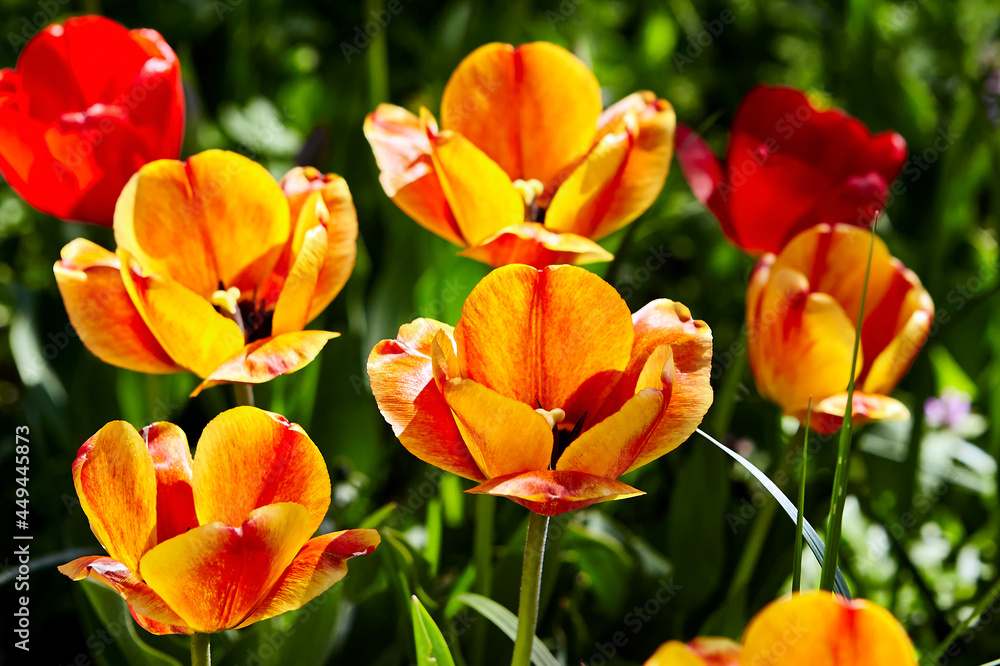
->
534 407 566 430
210 287 242 317
513 179 545 207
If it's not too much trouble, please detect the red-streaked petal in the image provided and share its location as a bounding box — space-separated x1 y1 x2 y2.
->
191 407 331 535
801 392 910 434
467 469 644 516
442 378 553 478
54 239 180 373
272 224 328 336
455 264 634 426
190 330 339 397
141 422 197 544
459 223 613 268
139 503 314 634
237 529 381 628
72 421 157 572
368 319 484 481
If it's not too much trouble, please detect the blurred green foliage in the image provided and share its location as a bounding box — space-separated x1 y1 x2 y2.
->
1 0 999 664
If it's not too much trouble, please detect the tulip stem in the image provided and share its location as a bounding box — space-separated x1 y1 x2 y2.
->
234 383 255 407
510 511 549 666
190 633 211 666
471 495 496 665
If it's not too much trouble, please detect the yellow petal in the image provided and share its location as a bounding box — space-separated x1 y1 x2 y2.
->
272 224 327 336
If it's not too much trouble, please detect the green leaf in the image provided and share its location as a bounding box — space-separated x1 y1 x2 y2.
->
696 429 852 600
80 579 183 666
455 593 559 666
410 595 457 666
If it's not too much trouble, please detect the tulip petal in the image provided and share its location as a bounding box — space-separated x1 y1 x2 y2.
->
442 378 553 478
192 407 331 534
306 177 359 322
427 119 524 246
610 300 713 471
467 469 643 516
114 150 290 296
459 223 613 268
119 251 246 378
139 503 314 634
368 319 484 481
802 392 910 435
643 641 712 666
54 239 180 374
273 224 327 336
190 330 339 396
547 92 675 240
455 265 634 426
440 42 602 185
58 555 191 634
557 388 666 478
130 608 192 637
73 421 157 572
141 422 198 544
741 593 917 666
675 124 735 243
364 105 464 246
238 529 381 627
687 637 741 665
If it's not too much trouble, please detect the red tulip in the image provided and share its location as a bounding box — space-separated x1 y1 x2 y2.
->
0 15 184 225
676 85 906 255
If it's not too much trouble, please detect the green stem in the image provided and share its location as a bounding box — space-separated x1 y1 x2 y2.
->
922 575 1000 665
511 511 549 666
792 408 811 593
820 227 877 592
471 495 496 665
234 383 255 407
191 633 211 666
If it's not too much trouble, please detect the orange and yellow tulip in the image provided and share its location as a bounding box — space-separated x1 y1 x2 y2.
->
364 42 675 268
644 592 917 665
54 150 357 395
59 406 380 635
368 264 713 516
747 223 933 433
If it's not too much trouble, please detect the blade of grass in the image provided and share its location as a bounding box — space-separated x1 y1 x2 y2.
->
792 400 811 593
696 428 851 599
820 222 878 592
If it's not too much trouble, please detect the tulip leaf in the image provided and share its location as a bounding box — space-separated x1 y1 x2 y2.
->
80 579 184 666
455 593 559 666
696 429 852 600
410 595 457 666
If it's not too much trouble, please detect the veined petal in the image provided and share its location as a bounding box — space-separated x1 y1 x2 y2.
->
459 223 613 268
54 239 180 374
237 529 381 628
363 104 464 246
741 593 917 666
72 421 157 572
141 422 197 544
440 42 602 185
139 503 314 634
114 150 290 296
426 116 524 246
455 264 634 426
467 470 643 517
192 407 331 535
802 392 910 435
119 250 245 378
547 92 675 240
272 224 327 336
442 378 553 478
611 300 713 471
368 319 484 481
190 330 339 396
557 388 666 478
58 556 190 634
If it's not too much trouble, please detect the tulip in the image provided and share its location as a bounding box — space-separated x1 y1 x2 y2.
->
644 592 917 665
364 42 675 268
54 150 357 395
676 85 906 255
0 15 184 225
59 406 380 635
747 224 933 433
368 264 713 516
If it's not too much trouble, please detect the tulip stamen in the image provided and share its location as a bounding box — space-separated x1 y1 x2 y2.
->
211 286 247 334
513 178 546 222
549 411 587 469
211 285 275 343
